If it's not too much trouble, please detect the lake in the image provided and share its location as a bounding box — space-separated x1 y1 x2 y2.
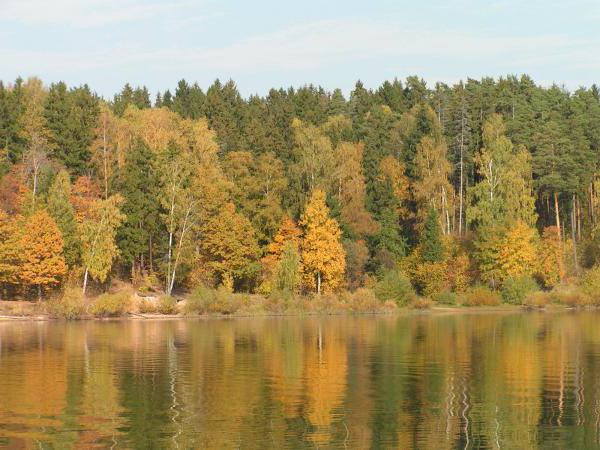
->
0 312 599 449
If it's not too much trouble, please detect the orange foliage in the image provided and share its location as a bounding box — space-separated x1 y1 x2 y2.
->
19 210 67 294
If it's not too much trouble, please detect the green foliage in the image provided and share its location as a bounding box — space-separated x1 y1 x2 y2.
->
115 139 160 269
374 270 415 305
274 241 301 293
46 170 79 267
89 291 132 317
420 208 444 263
580 266 600 305
501 276 539 305
433 290 459 305
184 285 242 315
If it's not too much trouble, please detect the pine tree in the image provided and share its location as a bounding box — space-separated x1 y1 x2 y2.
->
420 208 444 263
300 190 346 293
114 139 160 277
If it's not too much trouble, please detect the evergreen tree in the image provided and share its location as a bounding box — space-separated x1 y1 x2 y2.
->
114 139 160 277
420 208 443 263
46 170 79 267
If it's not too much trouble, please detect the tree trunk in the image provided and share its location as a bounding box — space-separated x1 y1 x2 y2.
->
554 192 561 243
83 267 89 296
572 194 578 274
37 285 42 302
317 272 321 295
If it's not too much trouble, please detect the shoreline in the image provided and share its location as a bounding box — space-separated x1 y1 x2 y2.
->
0 304 586 322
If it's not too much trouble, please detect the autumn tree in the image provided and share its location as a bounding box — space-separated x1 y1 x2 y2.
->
301 190 346 293
260 216 302 293
19 210 67 299
333 142 377 237
79 195 125 294
413 135 453 233
0 209 22 297
537 226 564 287
468 114 536 230
198 202 260 289
477 221 538 285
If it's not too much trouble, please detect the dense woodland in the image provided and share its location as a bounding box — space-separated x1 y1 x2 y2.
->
1 75 600 303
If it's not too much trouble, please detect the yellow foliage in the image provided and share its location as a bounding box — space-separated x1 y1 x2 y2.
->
497 221 539 281
301 190 346 293
537 226 564 287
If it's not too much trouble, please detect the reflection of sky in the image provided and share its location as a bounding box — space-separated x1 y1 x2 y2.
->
1 0 598 97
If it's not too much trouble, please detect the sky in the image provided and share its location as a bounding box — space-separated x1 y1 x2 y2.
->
1 0 599 99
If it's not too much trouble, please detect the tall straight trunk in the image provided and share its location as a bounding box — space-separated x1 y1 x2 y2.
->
554 192 561 243
572 194 579 274
149 235 153 273
577 197 581 240
591 182 596 226
458 111 466 236
317 272 321 295
83 267 89 296
102 113 109 199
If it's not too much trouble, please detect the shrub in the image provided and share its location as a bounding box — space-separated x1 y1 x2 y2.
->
89 292 132 317
501 276 539 305
47 288 85 319
158 296 178 315
138 298 158 313
345 288 381 312
310 292 342 313
462 286 501 306
550 286 590 307
581 266 600 305
184 286 241 315
524 291 551 308
412 261 449 297
410 298 433 309
374 270 416 306
433 290 459 305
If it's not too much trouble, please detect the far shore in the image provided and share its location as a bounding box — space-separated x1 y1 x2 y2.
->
0 303 589 322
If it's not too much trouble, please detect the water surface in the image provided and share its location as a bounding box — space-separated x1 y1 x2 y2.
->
1 312 599 449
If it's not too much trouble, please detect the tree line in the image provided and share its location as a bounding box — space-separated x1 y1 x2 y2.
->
0 75 599 300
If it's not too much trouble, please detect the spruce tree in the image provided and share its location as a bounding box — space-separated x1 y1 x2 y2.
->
420 208 443 263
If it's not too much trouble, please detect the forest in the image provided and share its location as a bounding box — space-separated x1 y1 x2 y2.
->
1 74 600 312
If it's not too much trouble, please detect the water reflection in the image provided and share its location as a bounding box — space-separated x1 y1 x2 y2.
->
1 312 600 448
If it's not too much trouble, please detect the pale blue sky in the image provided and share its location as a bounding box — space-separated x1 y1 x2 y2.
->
1 0 598 98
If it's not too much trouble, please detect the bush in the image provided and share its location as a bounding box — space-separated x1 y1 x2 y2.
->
501 276 539 305
462 286 501 306
138 298 158 313
345 288 381 312
89 292 132 317
184 286 241 315
581 266 600 305
309 292 342 313
550 286 590 307
433 290 458 305
158 296 178 315
374 270 416 306
410 298 433 309
524 291 551 308
47 288 85 319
